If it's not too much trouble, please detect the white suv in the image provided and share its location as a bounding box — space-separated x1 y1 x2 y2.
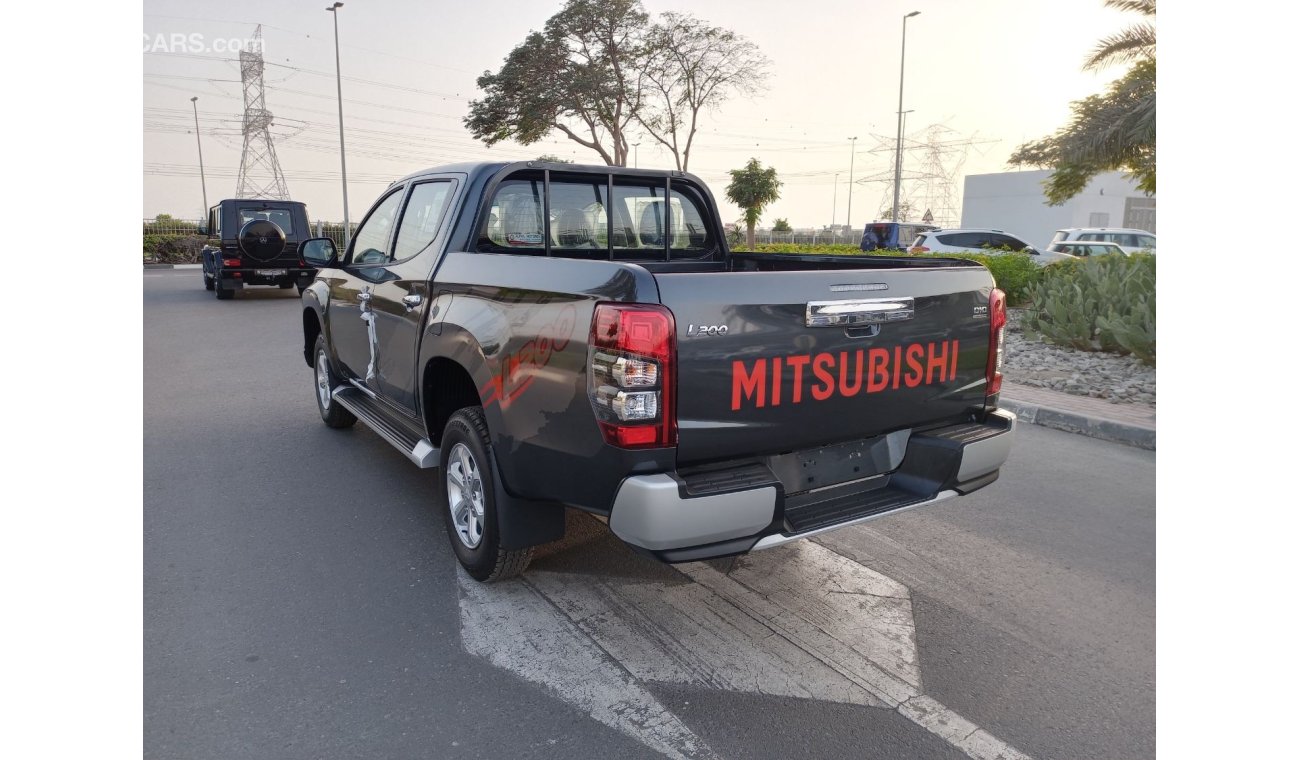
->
1050 228 1155 255
908 228 1074 267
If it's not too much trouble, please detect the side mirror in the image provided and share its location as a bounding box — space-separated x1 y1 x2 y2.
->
301 237 339 268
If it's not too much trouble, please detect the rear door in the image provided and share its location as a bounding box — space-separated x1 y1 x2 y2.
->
367 177 459 411
656 265 996 465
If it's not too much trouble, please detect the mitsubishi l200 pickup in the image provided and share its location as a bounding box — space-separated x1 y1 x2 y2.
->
297 162 1015 581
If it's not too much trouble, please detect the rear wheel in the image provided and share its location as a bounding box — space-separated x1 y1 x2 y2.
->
214 280 233 300
279 280 295 289
313 335 356 429
439 406 532 582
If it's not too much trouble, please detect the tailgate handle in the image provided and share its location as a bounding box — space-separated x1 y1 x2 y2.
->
806 297 914 327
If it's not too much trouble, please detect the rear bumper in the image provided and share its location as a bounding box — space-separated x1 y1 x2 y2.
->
218 268 315 288
609 410 1015 562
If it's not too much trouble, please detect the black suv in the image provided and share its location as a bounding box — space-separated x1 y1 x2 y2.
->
200 199 317 299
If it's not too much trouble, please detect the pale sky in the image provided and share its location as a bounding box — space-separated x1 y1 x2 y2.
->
143 0 1136 229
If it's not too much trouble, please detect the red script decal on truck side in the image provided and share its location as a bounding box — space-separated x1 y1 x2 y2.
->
731 340 960 411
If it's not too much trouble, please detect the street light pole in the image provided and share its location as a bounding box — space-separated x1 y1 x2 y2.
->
327 2 351 248
846 137 858 231
190 96 208 217
634 141 641 168
893 11 920 223
832 172 839 233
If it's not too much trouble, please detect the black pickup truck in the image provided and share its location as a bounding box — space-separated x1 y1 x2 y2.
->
201 199 317 299
298 162 1014 581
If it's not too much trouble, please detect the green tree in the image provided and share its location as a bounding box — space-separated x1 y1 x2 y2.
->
466 1 767 169
535 154 573 163
466 0 649 166
1008 0 1155 204
878 201 916 222
636 13 768 171
771 218 792 233
725 159 781 250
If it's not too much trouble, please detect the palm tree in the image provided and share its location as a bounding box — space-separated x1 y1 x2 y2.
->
1008 0 1155 204
725 158 781 250
1084 0 1155 71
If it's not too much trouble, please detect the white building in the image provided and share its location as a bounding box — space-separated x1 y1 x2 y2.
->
960 170 1155 250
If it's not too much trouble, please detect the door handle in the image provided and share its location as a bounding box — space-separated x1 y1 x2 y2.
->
805 297 915 327
401 294 424 312
355 291 372 303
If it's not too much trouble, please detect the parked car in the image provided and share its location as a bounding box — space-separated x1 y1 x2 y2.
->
860 221 937 251
1049 227 1155 255
1046 241 1128 258
200 199 317 299
908 228 1074 266
298 161 1015 582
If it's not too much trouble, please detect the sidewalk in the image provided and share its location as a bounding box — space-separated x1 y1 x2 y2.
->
1000 381 1155 450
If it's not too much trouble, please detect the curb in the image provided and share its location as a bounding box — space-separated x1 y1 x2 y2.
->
1000 397 1155 450
144 264 202 270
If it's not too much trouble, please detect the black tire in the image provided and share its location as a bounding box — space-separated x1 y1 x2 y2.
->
313 335 356 429
439 406 532 582
215 281 233 300
279 280 295 289
297 284 307 296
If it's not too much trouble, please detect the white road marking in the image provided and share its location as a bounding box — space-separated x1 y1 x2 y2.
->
457 569 716 760
458 529 1033 760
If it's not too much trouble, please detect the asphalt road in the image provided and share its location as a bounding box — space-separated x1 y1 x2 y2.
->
144 269 1155 760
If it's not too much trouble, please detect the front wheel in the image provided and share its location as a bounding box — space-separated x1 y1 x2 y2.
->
313 335 356 429
439 406 532 582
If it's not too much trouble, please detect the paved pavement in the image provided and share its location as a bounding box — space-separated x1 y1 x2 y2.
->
144 270 1155 759
1000 381 1156 449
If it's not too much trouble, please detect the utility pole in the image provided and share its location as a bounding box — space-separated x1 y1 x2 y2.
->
893 11 920 222
327 2 351 248
190 96 208 216
634 141 641 168
846 137 858 231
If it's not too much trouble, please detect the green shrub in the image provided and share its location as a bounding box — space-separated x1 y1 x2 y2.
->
143 233 206 264
1022 253 1155 364
733 244 1042 305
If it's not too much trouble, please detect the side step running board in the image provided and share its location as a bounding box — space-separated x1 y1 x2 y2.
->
331 387 439 468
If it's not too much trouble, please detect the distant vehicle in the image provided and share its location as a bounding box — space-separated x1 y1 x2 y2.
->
1050 228 1155 255
200 199 317 300
860 221 938 251
908 228 1074 267
1047 241 1128 258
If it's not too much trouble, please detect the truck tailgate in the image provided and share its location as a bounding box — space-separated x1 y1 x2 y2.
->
654 266 995 465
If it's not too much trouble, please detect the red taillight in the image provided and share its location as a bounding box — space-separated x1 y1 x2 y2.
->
222 258 242 268
986 288 1007 397
588 303 676 448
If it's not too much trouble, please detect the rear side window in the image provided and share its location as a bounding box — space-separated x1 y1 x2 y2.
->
393 181 455 261
937 232 993 248
1051 231 1067 243
990 234 1029 251
478 173 713 259
1136 234 1156 248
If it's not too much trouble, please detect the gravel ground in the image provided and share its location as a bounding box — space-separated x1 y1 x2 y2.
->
1004 308 1156 408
